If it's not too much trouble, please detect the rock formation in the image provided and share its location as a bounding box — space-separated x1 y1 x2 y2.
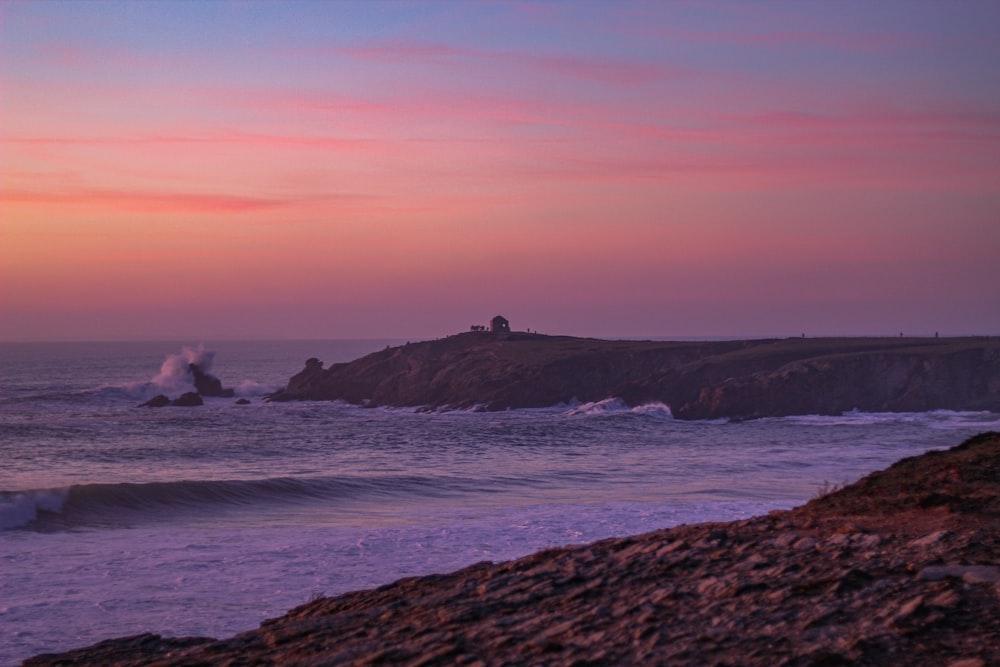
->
170 392 203 407
25 432 1000 666
268 333 1000 420
189 363 234 398
138 361 234 407
139 394 171 408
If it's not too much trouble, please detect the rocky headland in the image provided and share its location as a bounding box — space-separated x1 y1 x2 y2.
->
268 333 1000 420
25 432 1000 666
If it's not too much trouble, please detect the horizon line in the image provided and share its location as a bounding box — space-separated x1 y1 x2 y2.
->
1 331 996 345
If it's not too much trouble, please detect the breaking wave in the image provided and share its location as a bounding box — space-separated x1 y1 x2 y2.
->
765 410 1000 430
1 472 563 531
147 344 215 395
564 398 673 419
113 345 274 399
0 488 69 530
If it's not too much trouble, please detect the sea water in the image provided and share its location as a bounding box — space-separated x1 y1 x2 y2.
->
2 340 998 665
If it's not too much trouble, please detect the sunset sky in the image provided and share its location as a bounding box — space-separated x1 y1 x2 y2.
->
2 1 998 341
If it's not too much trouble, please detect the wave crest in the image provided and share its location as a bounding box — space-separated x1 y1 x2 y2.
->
768 410 1000 429
565 398 673 418
2 474 484 531
0 488 69 530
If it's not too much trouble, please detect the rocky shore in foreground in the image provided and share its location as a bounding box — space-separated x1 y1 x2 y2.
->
26 432 1000 666
268 333 1000 420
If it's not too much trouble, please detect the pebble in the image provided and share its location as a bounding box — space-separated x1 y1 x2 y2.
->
909 530 950 548
947 659 986 667
793 537 817 551
772 532 800 549
919 565 1000 583
928 588 960 608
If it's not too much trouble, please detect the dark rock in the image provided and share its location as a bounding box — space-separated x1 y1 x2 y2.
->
189 363 230 397
171 392 203 407
270 334 1000 420
25 633 212 666
234 398 251 405
139 394 170 408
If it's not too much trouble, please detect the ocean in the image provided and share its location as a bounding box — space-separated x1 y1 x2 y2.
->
2 340 998 665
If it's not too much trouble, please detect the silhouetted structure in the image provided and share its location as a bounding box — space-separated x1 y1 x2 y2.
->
491 315 510 334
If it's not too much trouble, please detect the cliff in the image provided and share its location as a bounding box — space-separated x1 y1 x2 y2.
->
25 432 1000 666
270 333 1000 420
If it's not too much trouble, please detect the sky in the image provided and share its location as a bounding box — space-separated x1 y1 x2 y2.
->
2 1 998 341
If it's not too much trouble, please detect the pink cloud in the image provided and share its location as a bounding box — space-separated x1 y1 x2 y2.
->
516 53 672 85
640 24 923 54
734 108 1000 132
2 188 289 213
334 42 463 62
330 39 680 85
2 131 377 152
713 30 918 53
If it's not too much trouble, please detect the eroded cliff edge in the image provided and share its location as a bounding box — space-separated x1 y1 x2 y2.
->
26 432 1000 666
270 333 1000 420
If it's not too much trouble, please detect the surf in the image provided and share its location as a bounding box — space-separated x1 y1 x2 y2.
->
1 473 541 531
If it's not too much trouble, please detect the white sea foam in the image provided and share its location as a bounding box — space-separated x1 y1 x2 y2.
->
0 488 68 530
629 402 674 418
771 410 1000 429
114 345 226 399
235 380 275 397
151 344 214 393
565 397 631 415
564 397 673 418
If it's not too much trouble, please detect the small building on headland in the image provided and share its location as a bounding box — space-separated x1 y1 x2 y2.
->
490 315 510 334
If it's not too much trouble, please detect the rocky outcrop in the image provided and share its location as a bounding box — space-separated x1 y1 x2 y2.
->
139 392 205 407
138 362 234 407
269 333 1000 420
189 363 234 398
139 394 171 408
25 432 1000 666
170 392 203 407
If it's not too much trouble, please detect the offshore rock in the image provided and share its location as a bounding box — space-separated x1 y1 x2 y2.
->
190 363 234 398
137 361 234 407
270 333 1000 420
170 392 203 407
25 432 1000 666
138 394 171 408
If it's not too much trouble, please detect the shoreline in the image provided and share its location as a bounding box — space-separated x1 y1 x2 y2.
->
25 432 1000 666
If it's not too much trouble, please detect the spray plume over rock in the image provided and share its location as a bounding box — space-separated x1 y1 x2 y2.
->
139 345 233 407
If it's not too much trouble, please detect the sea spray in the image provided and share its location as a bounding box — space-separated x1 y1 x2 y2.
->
565 397 673 418
150 344 215 395
0 488 68 530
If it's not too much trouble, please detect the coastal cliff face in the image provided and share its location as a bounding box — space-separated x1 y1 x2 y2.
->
272 334 1000 420
26 432 1000 666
